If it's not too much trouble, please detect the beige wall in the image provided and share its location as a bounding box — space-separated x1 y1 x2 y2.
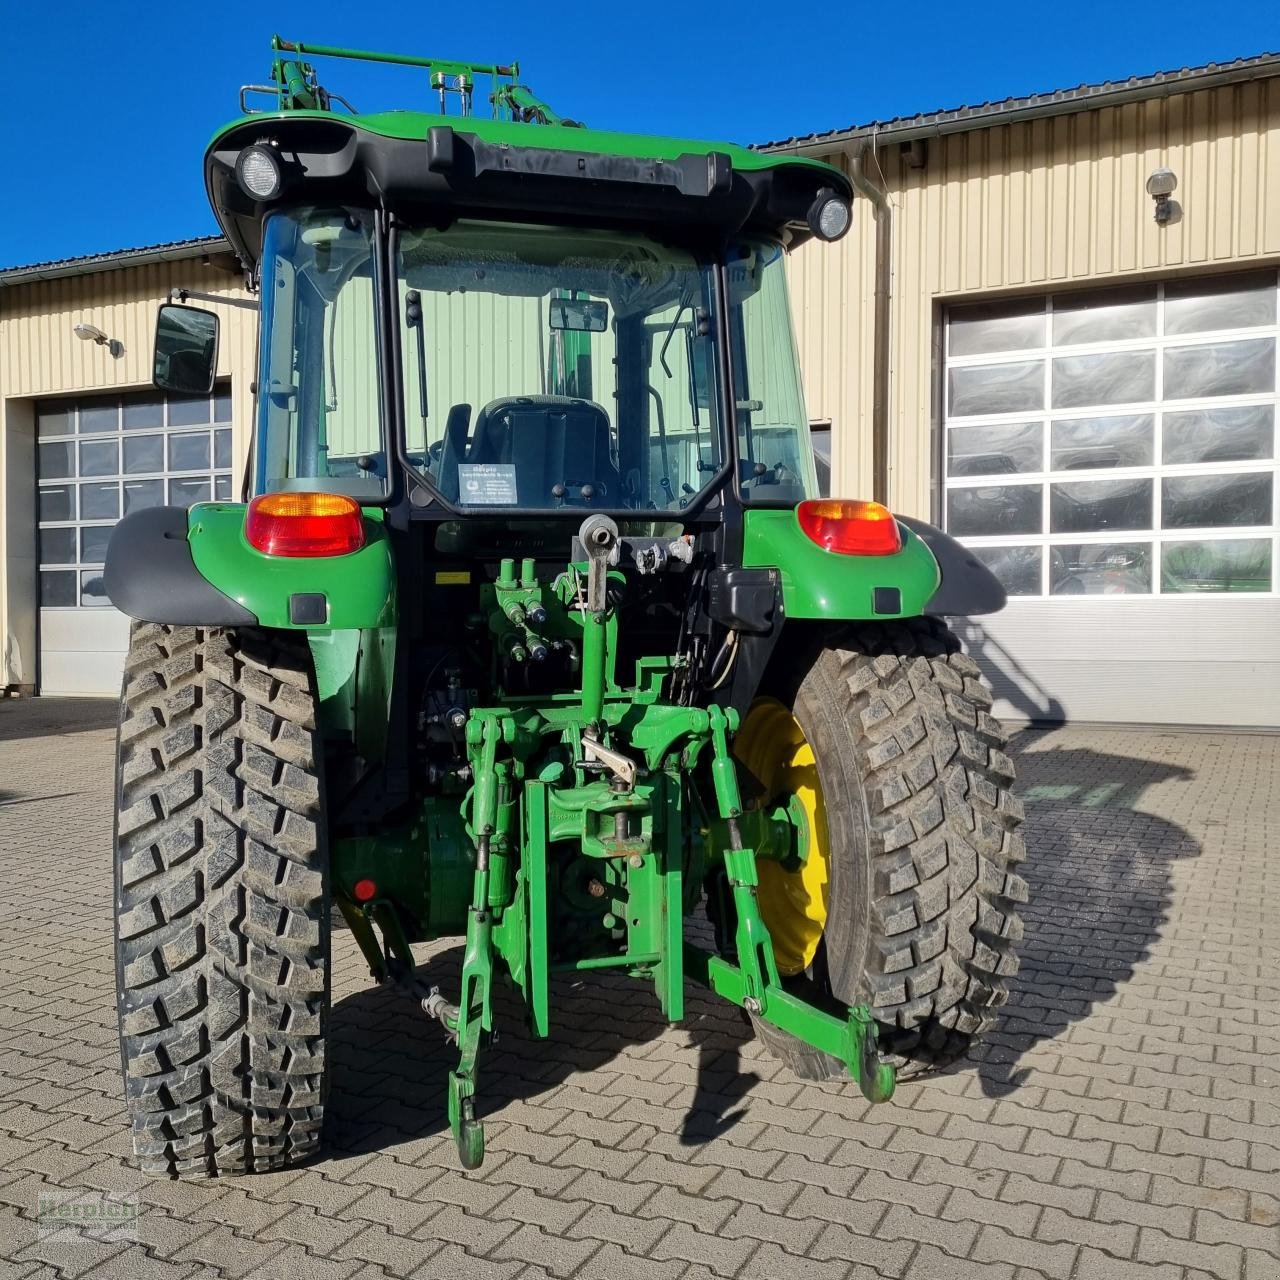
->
0 253 256 687
786 75 1280 516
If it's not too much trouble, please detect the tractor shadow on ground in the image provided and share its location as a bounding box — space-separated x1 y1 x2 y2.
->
677 1030 761 1144
324 941 762 1159
964 733 1200 1099
955 621 1068 726
938 625 1203 1099
0 788 81 807
0 696 119 741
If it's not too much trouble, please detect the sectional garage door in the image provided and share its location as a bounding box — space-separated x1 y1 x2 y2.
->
941 270 1280 726
35 388 234 695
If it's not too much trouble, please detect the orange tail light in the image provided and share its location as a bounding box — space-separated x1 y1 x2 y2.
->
796 499 902 556
245 492 365 558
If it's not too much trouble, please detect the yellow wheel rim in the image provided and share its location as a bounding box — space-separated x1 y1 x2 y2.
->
734 698 830 978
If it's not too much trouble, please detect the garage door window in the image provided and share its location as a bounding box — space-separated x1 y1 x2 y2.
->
943 273 1279 596
36 389 233 608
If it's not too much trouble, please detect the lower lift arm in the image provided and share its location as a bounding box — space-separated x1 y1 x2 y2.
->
691 707 896 1105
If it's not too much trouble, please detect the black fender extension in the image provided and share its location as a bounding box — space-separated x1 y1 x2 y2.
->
103 506 257 627
897 516 1007 617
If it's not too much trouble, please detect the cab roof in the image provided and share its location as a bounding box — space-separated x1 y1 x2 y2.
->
206 108 853 271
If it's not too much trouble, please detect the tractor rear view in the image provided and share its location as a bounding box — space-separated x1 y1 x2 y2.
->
105 38 1026 1177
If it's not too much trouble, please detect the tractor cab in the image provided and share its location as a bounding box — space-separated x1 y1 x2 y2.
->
155 39 851 529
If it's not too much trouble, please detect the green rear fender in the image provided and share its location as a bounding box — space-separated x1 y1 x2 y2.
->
187 502 398 764
740 508 940 619
187 502 397 630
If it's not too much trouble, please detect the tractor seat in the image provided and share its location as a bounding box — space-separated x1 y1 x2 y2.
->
468 395 620 505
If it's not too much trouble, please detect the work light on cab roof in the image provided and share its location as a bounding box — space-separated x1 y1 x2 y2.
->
104 33 1022 1183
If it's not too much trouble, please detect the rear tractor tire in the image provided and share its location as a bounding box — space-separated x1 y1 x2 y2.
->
113 622 329 1177
735 617 1027 1081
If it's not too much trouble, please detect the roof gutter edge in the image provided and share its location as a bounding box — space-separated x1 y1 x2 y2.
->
0 238 231 290
762 57 1280 156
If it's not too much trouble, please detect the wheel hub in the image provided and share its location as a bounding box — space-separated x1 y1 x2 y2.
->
733 698 831 977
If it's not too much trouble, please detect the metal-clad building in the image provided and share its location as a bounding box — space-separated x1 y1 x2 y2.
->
0 245 256 693
778 54 1280 726
2 53 1278 724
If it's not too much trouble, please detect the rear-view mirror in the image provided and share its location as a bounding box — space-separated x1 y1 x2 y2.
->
154 304 219 395
549 297 608 332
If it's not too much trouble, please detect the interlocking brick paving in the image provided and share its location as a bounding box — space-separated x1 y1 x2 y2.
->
1 696 1276 1278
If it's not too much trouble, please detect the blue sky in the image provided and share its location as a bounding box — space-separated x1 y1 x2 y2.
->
1 1 1275 268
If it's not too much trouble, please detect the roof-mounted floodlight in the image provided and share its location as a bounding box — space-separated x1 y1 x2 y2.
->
807 189 852 241
236 144 286 200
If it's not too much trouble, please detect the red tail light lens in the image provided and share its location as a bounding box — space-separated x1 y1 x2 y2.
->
796 499 902 555
245 492 365 558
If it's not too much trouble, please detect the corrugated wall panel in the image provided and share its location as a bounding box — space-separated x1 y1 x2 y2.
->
326 275 380 459
786 77 1280 519
1266 90 1280 253
784 154 877 498
416 289 544 441
2 259 248 395
781 77 1280 728
0 254 259 471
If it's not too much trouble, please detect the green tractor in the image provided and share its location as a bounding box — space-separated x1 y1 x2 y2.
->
105 38 1025 1178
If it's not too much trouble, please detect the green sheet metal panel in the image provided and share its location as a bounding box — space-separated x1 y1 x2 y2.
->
741 508 941 619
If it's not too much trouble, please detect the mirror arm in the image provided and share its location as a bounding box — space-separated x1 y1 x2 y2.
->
168 288 260 312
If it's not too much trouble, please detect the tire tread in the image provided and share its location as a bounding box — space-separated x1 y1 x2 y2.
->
114 622 328 1178
832 618 1026 1076
754 617 1025 1081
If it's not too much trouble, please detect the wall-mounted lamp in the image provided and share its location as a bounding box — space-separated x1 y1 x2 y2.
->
73 322 124 359
1146 168 1178 225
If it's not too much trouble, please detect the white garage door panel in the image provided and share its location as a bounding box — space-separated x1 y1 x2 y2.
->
39 608 132 653
36 389 233 696
39 652 125 698
954 599 1280 726
942 273 1280 727
38 608 131 696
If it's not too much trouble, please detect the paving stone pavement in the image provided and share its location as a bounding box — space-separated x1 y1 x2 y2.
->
0 696 1277 1280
